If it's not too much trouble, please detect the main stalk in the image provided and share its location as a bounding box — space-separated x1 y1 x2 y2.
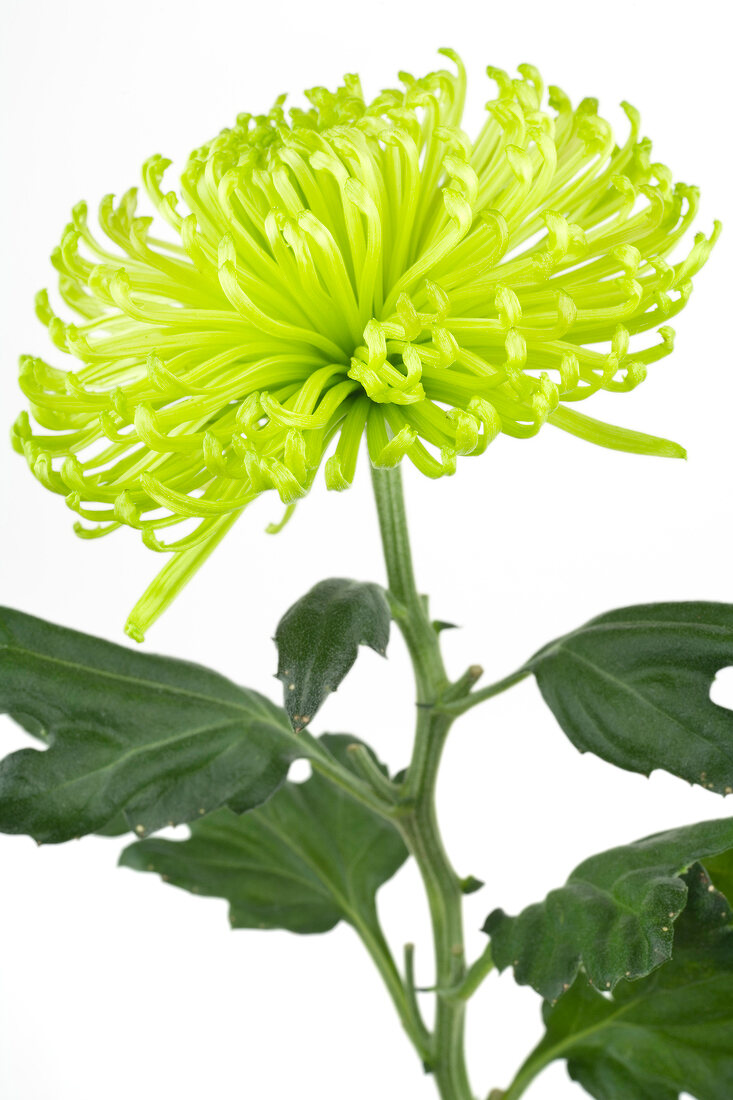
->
370 465 474 1100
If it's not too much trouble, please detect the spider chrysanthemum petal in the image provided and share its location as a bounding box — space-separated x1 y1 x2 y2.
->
13 51 719 639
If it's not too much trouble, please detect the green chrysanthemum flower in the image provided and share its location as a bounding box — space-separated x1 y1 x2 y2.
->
13 51 718 640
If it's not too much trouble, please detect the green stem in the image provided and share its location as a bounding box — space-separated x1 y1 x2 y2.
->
346 742 401 803
502 1059 546 1100
299 730 394 818
371 465 474 1100
450 941 494 1002
501 997 634 1100
369 466 446 704
350 911 432 1064
438 669 530 717
404 943 429 1045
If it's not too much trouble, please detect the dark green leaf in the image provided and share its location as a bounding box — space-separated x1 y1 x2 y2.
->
6 710 49 741
93 813 131 838
0 607 303 844
5 681 139 840
515 860 733 1100
275 578 390 731
527 602 733 794
704 849 733 906
485 816 733 1002
120 734 407 934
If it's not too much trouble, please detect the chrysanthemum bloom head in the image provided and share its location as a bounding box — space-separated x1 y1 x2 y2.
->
13 51 719 639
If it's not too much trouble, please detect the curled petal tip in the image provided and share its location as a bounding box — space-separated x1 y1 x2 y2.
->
217 233 236 266
124 620 146 644
266 502 296 535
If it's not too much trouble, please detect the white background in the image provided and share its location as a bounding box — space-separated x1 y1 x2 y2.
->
1 0 731 1097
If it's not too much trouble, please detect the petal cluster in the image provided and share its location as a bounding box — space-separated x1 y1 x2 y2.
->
13 51 719 638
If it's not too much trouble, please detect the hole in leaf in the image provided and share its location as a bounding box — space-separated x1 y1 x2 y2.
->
709 666 733 712
156 823 191 840
288 759 312 784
